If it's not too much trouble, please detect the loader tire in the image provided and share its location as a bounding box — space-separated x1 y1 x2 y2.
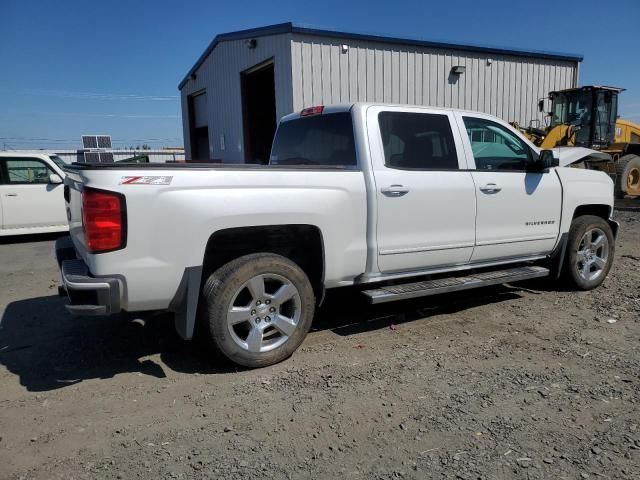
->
615 154 640 198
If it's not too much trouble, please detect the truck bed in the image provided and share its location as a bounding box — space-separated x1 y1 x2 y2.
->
63 162 356 171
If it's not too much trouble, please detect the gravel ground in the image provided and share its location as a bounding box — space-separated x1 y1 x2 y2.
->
0 212 638 480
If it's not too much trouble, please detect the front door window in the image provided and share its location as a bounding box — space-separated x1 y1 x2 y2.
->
5 159 53 184
463 117 532 171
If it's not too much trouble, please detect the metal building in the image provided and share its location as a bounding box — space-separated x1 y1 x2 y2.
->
179 22 582 163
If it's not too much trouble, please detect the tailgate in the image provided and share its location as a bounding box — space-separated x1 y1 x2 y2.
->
63 170 89 257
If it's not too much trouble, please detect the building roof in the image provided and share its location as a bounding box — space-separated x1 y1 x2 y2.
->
178 22 584 90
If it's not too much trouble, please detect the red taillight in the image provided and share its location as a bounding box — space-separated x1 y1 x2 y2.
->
82 189 125 253
300 105 324 116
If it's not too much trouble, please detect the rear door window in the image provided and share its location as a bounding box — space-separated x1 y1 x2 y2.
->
270 112 357 167
378 112 459 170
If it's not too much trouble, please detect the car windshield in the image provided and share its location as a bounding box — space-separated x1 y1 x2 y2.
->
49 155 67 170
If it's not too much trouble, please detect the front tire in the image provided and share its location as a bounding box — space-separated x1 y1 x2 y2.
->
200 253 315 368
563 215 615 290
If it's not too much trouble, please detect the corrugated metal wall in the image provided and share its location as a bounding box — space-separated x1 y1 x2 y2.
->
290 34 578 127
180 32 578 163
180 34 293 163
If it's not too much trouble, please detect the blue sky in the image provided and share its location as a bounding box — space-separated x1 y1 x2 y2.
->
0 0 638 150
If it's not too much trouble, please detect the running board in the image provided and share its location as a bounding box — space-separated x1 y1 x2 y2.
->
362 266 549 304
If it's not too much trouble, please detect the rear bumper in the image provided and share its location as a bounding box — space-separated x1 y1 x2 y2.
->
55 236 121 315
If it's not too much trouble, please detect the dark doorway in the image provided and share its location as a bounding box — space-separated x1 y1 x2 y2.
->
241 61 276 164
192 127 209 161
188 91 210 161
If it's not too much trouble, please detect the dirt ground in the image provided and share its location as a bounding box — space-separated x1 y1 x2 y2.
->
1 212 638 480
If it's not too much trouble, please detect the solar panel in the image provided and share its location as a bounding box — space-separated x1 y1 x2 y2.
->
97 136 112 149
81 135 113 162
99 152 114 163
82 135 98 149
84 152 100 163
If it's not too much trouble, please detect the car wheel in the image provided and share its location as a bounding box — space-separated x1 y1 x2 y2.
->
563 215 615 290
200 253 315 367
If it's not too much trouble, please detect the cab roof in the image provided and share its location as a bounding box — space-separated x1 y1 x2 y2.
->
550 85 625 95
0 151 58 158
280 102 505 123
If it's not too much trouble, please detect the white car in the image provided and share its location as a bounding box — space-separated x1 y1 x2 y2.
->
0 152 68 236
56 103 618 367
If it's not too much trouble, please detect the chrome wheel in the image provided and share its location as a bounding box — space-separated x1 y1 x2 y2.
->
575 228 609 282
226 273 301 353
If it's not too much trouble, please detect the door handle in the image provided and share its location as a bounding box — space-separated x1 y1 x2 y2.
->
5 193 18 197
479 183 501 193
381 185 410 197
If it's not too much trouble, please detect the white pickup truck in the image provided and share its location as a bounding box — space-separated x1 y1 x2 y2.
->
56 103 618 367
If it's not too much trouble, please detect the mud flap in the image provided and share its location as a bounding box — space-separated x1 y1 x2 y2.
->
549 233 568 280
170 266 203 340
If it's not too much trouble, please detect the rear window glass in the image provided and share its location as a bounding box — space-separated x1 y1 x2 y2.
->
270 112 357 167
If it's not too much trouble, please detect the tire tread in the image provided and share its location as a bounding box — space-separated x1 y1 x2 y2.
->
562 215 614 290
615 154 640 198
199 253 315 368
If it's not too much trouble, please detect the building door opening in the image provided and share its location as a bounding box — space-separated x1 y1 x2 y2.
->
188 91 210 161
241 61 276 164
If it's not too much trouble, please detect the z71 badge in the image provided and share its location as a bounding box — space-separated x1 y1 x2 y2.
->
119 176 173 185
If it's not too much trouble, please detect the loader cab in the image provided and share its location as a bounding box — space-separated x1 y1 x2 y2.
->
548 86 621 148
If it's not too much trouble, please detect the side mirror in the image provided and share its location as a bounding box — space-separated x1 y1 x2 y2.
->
538 99 545 112
49 173 63 184
539 150 559 169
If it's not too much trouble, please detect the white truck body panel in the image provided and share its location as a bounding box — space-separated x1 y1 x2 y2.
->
451 111 563 261
59 102 616 318
553 147 612 167
365 105 477 272
469 168 562 261
65 167 367 311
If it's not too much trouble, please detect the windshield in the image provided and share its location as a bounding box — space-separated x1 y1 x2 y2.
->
550 90 593 146
550 90 592 128
550 89 617 147
49 155 67 170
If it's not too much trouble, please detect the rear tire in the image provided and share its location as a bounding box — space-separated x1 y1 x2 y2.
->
563 215 614 290
615 154 640 198
200 253 315 368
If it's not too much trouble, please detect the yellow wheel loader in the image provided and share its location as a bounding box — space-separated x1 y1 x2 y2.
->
513 86 640 197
